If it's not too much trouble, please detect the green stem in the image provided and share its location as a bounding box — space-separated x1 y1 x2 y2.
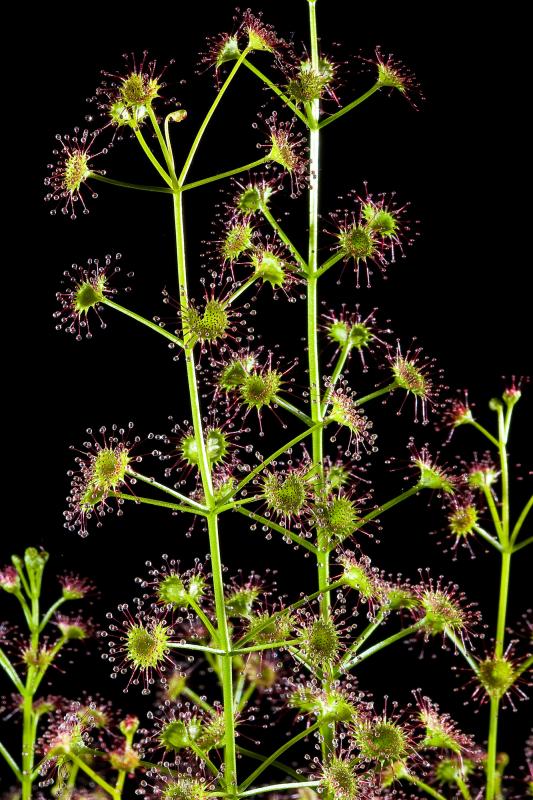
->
495 551 511 657
231 422 323 497
167 642 225 655
516 653 533 678
179 49 251 186
239 721 321 792
207 514 237 796
0 647 25 693
114 769 126 798
235 747 302 782
307 0 334 765
102 298 184 347
181 157 270 192
355 382 398 406
401 772 447 800
482 485 504 542
445 629 479 673
233 639 302 655
471 420 500 448
134 126 174 187
260 205 308 273
224 275 259 307
216 496 261 514
38 596 68 633
273 395 313 425
242 59 310 126
173 190 214 500
148 106 175 172
510 494 532 544
0 741 21 780
341 621 423 672
89 172 174 194
473 525 503 552
237 580 343 647
188 739 220 778
182 687 215 714
126 469 207 511
189 597 219 644
337 484 420 545
334 608 387 677
318 83 381 129
240 781 321 798
111 491 202 515
456 776 472 800
236 507 318 554
486 697 500 800
498 407 510 544
512 535 533 552
320 339 351 415
67 752 119 798
315 250 344 279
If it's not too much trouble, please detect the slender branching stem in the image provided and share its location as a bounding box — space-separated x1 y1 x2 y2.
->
102 298 184 347
242 59 309 126
90 172 174 193
181 157 270 192
260 204 309 272
239 721 321 791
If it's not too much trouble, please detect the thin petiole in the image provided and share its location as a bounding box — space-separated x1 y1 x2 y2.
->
470 419 500 448
102 298 184 347
223 275 259 307
111 491 203 515
181 157 270 192
179 48 251 186
126 469 208 511
243 59 309 126
473 525 503 552
355 382 398 406
39 597 68 633
236 507 318 554
231 422 323 497
239 721 321 791
510 494 532 544
260 205 309 273
340 621 423 672
314 250 344 278
134 126 174 188
273 395 314 425
318 83 381 129
0 741 21 781
240 781 321 798
90 172 174 194
512 535 533 553
188 597 219 644
445 629 479 673
235 746 302 782
482 485 504 542
0 648 25 694
167 642 225 655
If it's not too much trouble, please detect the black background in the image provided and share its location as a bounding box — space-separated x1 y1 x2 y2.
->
2 0 531 789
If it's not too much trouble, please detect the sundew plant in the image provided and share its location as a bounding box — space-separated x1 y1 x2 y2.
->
1 3 532 800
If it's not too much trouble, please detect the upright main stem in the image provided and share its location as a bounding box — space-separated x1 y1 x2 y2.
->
307 0 333 762
21 594 39 800
172 191 236 793
486 411 512 800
